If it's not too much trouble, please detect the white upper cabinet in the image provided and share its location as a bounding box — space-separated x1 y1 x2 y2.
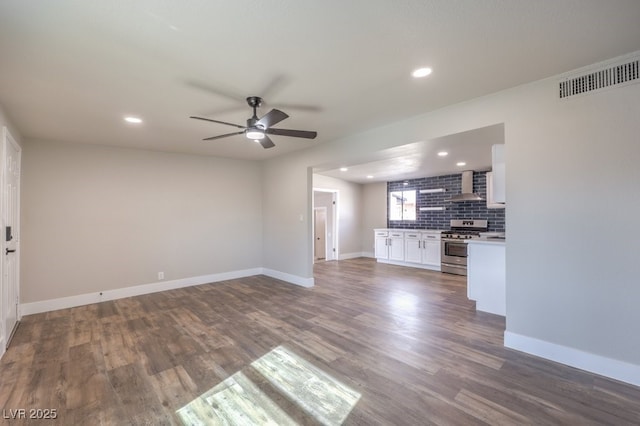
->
491 144 505 204
486 172 505 209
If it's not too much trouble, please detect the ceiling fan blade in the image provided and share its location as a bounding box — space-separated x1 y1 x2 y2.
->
259 135 276 149
257 109 289 129
190 116 246 129
266 128 317 139
269 103 322 113
203 131 245 141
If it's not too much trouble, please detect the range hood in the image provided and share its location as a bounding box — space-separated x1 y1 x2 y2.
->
449 170 483 202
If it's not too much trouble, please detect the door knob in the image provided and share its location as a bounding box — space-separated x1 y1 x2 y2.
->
5 248 16 255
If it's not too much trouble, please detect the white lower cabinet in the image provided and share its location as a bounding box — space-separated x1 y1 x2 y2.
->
388 231 405 261
374 230 390 259
375 229 441 271
404 232 422 263
467 240 505 316
423 236 441 266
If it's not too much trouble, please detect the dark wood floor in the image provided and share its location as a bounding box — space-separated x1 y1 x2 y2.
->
2 258 640 425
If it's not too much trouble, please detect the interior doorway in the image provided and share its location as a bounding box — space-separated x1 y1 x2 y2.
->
1 127 21 352
313 207 327 261
312 189 337 262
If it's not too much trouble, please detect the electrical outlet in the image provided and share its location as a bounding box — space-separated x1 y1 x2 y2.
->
158 272 165 280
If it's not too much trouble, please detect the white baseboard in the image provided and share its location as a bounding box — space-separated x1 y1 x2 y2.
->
262 268 314 288
361 251 375 258
377 258 441 272
505 331 640 387
20 267 313 316
339 252 367 260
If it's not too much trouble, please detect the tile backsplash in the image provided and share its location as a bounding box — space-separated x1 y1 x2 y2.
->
387 172 505 232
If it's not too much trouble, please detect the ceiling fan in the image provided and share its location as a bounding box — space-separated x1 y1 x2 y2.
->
190 96 317 149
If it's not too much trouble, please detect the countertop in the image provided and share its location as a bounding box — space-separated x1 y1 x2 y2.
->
466 238 506 245
374 228 446 232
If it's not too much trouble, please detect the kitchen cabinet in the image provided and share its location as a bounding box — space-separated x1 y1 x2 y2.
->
486 172 505 209
374 229 441 271
374 229 405 260
466 239 505 316
404 232 422 263
388 231 405 261
422 234 441 266
374 229 389 259
405 231 441 267
492 144 505 203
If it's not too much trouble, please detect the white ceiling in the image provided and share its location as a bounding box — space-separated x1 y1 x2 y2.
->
316 124 504 183
1 1 639 164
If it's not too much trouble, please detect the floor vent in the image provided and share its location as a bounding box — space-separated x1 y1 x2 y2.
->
559 56 639 99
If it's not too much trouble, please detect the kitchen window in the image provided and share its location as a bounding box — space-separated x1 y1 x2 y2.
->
389 190 416 221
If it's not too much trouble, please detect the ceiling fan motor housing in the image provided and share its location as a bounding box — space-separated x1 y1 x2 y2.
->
246 117 261 129
246 96 263 108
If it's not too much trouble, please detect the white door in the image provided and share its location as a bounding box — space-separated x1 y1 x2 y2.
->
2 127 20 348
314 208 327 261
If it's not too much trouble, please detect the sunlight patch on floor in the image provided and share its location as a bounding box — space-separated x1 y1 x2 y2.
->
176 345 361 425
176 370 296 425
252 346 361 425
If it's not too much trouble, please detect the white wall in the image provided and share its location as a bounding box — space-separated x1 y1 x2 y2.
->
21 139 263 303
262 52 640 384
313 174 364 259
0 104 22 145
361 182 387 256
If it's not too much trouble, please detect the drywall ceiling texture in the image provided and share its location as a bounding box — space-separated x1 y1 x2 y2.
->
261 52 640 384
21 140 263 303
1 1 640 160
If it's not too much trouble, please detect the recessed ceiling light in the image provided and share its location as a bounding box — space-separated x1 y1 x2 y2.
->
366 175 374 179
340 167 348 172
124 116 142 124
456 162 467 167
412 67 432 78
437 151 448 157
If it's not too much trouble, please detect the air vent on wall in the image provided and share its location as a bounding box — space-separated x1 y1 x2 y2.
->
559 55 639 99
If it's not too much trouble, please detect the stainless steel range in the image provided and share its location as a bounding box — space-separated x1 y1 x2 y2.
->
441 219 488 276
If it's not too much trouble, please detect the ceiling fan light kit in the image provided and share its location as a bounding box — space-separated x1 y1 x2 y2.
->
246 130 265 140
190 96 317 149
